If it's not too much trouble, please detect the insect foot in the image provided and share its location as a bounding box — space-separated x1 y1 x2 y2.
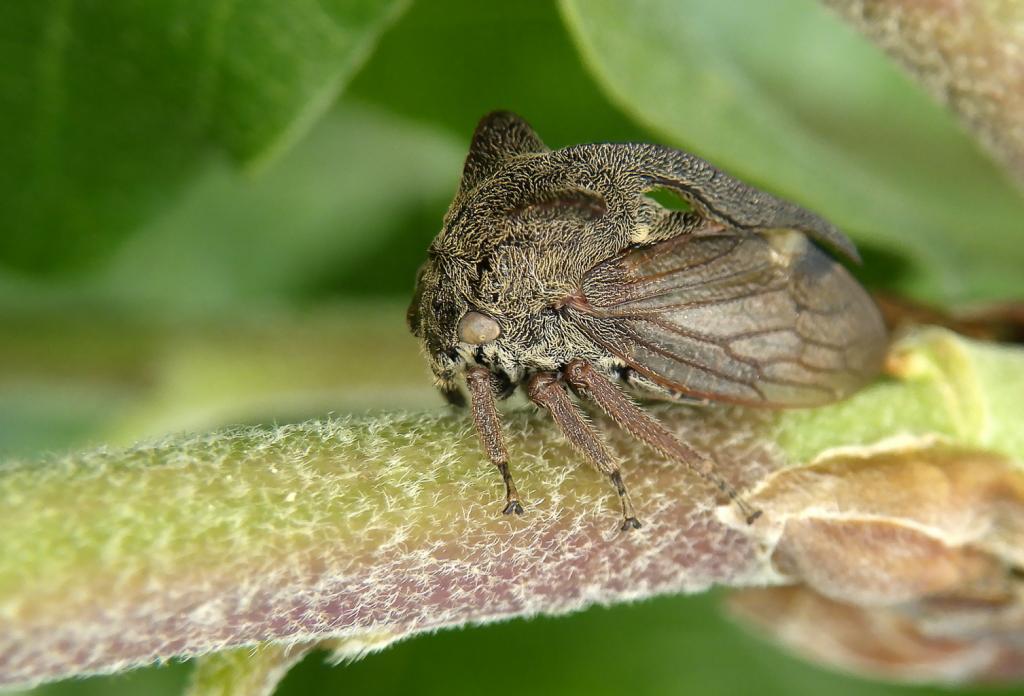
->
498 463 524 516
611 471 642 531
408 110 886 531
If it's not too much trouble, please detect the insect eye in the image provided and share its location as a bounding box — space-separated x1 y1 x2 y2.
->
458 311 501 345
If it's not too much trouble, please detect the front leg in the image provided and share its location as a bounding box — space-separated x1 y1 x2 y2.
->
527 372 641 531
465 367 523 515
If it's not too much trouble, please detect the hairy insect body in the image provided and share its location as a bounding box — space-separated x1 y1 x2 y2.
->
409 111 887 529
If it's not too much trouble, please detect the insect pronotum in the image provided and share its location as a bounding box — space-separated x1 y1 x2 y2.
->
407 111 888 530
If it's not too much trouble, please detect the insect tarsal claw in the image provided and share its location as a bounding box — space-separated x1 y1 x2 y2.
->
503 500 525 516
621 517 643 531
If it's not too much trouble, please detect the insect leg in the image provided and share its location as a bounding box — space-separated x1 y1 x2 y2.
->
465 367 523 515
563 359 762 525
526 371 641 531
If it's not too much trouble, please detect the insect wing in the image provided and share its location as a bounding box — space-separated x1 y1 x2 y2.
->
574 231 887 407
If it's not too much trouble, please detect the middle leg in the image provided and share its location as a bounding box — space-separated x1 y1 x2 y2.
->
564 359 762 524
527 371 641 530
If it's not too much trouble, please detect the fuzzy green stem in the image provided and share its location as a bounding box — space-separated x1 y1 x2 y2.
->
1 329 1021 689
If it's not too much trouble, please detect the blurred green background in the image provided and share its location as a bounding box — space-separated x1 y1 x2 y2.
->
3 0 1023 694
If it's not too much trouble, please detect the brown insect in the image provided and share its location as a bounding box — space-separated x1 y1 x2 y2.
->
407 111 887 530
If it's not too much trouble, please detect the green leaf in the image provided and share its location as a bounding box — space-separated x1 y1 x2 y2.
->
0 0 406 273
0 103 464 313
95 103 464 311
205 0 409 166
559 0 1024 303
348 0 646 147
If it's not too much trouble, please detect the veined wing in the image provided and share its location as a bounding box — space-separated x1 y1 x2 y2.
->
573 230 887 407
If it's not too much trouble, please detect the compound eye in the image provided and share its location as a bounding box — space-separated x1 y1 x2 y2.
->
458 311 501 345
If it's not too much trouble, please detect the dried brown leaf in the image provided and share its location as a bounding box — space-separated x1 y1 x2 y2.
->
730 585 1024 683
730 443 1024 682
